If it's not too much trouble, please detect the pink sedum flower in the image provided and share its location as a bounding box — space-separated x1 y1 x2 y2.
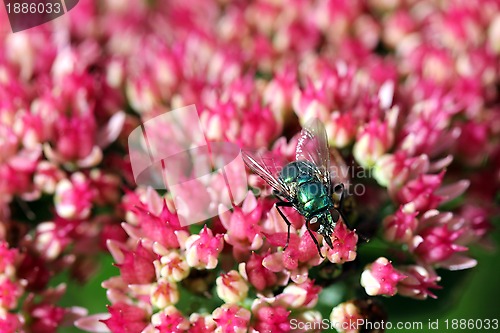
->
184 225 224 270
0 310 23 333
212 304 251 333
111 241 157 285
54 172 95 220
101 302 149 333
189 313 216 333
216 270 249 304
29 304 67 333
219 193 265 259
412 225 468 265
373 152 429 189
395 172 444 212
241 252 278 291
353 119 395 168
0 276 24 309
33 161 65 195
153 248 190 282
50 113 99 164
281 279 321 309
0 243 18 277
322 221 358 264
397 265 442 300
252 304 291 333
33 221 72 260
330 301 364 333
383 204 418 243
150 278 180 309
122 189 188 249
325 112 357 148
263 230 323 284
360 257 407 296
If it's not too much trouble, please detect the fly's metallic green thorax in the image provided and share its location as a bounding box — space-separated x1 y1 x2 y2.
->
278 161 334 218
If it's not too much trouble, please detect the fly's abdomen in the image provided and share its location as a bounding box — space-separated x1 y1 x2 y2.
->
297 181 331 216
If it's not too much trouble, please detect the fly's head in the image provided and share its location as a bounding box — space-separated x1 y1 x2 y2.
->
307 208 340 249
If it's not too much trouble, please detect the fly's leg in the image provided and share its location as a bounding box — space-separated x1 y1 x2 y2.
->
334 183 354 230
306 228 324 258
336 183 369 242
275 201 294 251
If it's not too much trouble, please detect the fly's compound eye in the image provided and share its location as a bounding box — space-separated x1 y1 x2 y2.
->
308 216 321 232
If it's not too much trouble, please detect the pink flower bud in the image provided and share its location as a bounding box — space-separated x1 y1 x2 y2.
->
29 304 66 333
397 265 442 300
17 253 50 292
152 306 190 332
291 310 323 333
323 221 358 264
34 222 71 260
185 226 224 270
456 121 488 166
360 257 407 296
0 125 18 164
0 310 22 333
219 193 264 258
0 276 24 309
126 76 162 113
263 230 323 283
252 304 291 333
325 112 357 148
113 242 156 285
189 313 216 333
89 169 120 205
150 278 179 309
54 173 95 220
153 248 190 282
48 113 102 167
395 172 444 211
263 68 297 124
413 225 468 264
243 252 278 291
383 10 416 48
488 14 500 54
212 304 251 333
33 161 64 195
101 302 149 333
122 196 187 249
281 279 321 309
0 243 18 277
330 301 363 333
383 204 418 243
353 120 393 168
372 152 428 188
216 270 249 304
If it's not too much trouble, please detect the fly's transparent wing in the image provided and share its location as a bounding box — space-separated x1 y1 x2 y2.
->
296 118 331 188
242 150 293 201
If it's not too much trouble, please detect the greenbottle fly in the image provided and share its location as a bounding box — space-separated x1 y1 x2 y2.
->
243 119 352 257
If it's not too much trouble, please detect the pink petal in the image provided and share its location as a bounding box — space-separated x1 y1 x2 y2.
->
97 111 125 149
439 254 477 271
77 146 103 168
75 314 111 333
262 253 284 272
436 180 470 202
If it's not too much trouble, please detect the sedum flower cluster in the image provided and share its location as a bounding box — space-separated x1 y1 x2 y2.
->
0 0 499 332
